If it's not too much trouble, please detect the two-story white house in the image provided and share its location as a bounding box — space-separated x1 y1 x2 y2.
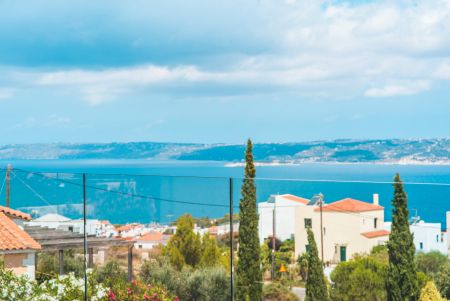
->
258 194 310 244
294 195 389 264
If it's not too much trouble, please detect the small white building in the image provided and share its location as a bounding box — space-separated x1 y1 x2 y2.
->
385 217 448 255
258 194 310 244
117 223 146 238
27 213 99 236
96 220 118 238
207 222 239 236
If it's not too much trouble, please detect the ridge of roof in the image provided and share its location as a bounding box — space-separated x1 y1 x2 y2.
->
316 198 383 213
0 206 32 221
280 194 310 205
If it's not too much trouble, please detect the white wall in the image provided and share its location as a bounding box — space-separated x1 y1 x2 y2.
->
258 195 308 244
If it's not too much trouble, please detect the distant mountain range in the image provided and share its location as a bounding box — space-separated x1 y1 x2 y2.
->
1 139 450 164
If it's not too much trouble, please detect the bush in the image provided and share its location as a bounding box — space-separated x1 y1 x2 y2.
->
330 255 386 301
140 258 230 301
263 283 299 301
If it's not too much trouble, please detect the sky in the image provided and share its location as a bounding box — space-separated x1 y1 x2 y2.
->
0 0 450 144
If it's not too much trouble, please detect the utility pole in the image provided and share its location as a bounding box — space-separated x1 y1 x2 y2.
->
271 199 276 281
229 177 234 301
6 164 11 208
313 193 324 262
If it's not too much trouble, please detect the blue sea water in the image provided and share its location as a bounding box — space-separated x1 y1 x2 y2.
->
2 160 450 227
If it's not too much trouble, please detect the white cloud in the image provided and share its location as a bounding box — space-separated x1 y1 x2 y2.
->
4 0 450 103
364 81 431 97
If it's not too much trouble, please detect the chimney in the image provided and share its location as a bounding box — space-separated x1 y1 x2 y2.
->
373 193 379 206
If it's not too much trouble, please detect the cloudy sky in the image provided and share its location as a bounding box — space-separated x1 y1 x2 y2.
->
1 0 449 144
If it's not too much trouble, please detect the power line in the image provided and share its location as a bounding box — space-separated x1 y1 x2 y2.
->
14 169 230 209
11 171 54 208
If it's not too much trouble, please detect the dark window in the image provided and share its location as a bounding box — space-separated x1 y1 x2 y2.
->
436 235 439 242
306 244 310 253
374 218 378 229
304 218 312 228
420 242 423 250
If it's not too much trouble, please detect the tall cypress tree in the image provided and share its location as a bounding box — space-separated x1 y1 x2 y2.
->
236 139 262 301
305 228 329 301
386 173 419 301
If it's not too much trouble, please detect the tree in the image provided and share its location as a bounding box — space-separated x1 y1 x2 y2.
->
164 214 202 269
419 282 445 301
200 233 221 267
416 252 450 299
305 228 329 301
330 255 387 301
386 173 419 301
236 139 262 301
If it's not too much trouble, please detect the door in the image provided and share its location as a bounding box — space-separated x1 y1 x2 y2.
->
340 246 347 262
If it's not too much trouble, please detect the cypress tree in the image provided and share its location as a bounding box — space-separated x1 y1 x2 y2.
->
236 139 262 301
305 228 329 301
386 173 419 301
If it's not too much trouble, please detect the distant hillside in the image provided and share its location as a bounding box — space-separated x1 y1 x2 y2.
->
1 139 449 164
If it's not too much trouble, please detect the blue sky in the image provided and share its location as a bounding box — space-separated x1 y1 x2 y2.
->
0 0 449 144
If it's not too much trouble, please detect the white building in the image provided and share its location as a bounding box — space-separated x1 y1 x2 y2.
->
258 194 310 244
385 219 448 255
96 220 118 238
207 222 239 236
294 195 389 264
117 223 146 238
27 213 98 236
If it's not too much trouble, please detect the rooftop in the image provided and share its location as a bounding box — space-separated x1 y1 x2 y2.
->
279 194 310 205
0 206 32 221
0 212 41 251
317 198 383 213
361 229 390 238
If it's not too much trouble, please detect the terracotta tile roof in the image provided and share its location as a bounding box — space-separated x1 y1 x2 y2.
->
280 194 310 205
316 198 383 213
137 232 164 242
117 223 143 232
0 206 32 221
0 212 41 251
361 230 390 238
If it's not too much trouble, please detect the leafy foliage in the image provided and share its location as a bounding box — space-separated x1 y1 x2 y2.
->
330 255 387 301
305 228 329 301
419 281 446 301
386 174 419 301
263 283 300 301
236 139 262 301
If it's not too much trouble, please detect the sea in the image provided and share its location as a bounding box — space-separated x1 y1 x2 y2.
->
2 160 450 227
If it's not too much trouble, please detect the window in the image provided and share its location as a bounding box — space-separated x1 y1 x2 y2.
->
306 244 311 253
304 218 312 228
437 235 439 242
374 218 378 229
420 242 423 250
323 227 326 236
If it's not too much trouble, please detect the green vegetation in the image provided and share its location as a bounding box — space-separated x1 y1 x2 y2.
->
386 173 419 301
140 258 231 301
236 139 262 301
416 251 450 299
36 250 85 282
330 251 387 301
305 228 329 301
263 283 299 301
419 281 447 301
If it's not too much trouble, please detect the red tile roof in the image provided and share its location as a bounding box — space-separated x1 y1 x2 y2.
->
316 198 383 213
117 223 143 232
0 212 41 251
361 230 390 238
0 206 32 221
137 232 164 242
280 194 310 205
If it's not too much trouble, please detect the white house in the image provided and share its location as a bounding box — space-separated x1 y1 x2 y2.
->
294 195 389 264
385 218 448 255
96 220 118 238
117 223 146 238
27 213 99 236
258 194 310 244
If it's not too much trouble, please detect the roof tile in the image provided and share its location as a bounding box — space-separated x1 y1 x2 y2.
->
316 198 383 213
0 212 41 251
0 206 32 220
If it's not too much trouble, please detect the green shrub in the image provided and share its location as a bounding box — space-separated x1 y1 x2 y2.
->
263 283 299 301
